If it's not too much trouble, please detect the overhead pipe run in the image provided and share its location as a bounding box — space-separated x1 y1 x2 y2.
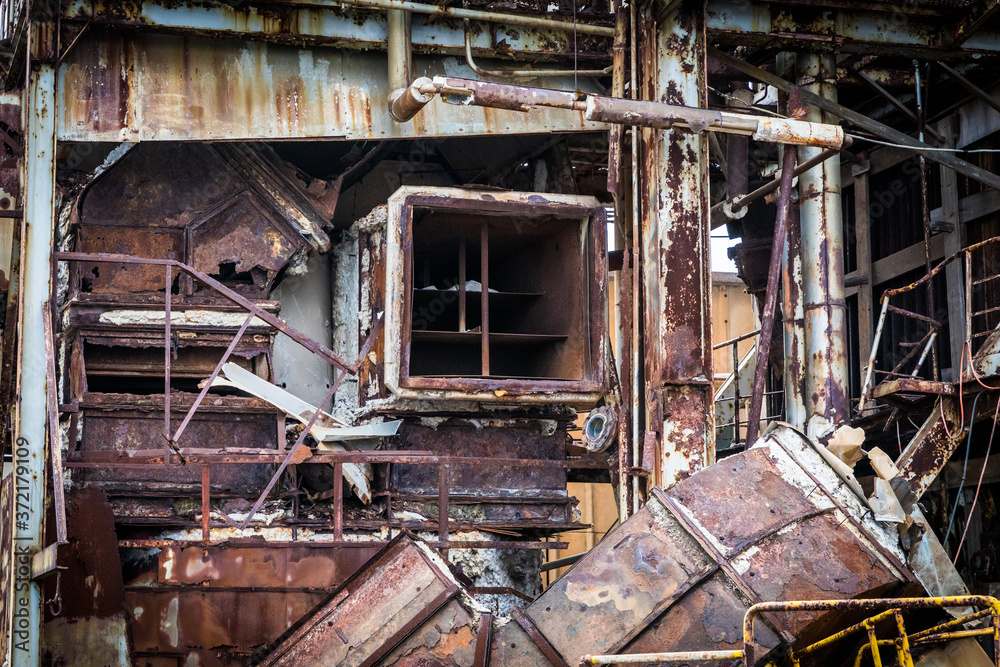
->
387 9 412 94
710 46 1000 193
463 27 612 79
386 8 414 116
389 76 851 150
310 0 615 36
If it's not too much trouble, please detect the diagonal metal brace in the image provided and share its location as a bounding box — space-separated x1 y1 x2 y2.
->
237 316 385 531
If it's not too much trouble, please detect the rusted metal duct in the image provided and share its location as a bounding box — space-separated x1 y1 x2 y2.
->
797 53 850 427
491 424 916 665
256 536 488 666
252 424 923 666
390 77 849 149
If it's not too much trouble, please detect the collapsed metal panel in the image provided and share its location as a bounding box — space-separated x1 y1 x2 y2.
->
64 141 331 497
125 544 384 665
256 536 484 667
496 425 915 665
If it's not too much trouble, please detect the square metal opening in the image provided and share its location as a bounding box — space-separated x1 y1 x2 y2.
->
386 187 607 402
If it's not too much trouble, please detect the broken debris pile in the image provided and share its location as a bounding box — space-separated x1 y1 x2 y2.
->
254 424 969 665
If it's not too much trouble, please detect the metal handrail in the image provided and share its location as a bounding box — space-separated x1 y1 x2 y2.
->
581 595 1000 666
713 331 780 448
54 251 377 540
55 252 599 548
64 449 600 548
859 236 1000 409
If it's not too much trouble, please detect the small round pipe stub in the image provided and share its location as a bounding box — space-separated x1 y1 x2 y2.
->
582 405 618 452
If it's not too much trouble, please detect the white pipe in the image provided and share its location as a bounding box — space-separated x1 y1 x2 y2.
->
387 9 412 93
581 649 745 664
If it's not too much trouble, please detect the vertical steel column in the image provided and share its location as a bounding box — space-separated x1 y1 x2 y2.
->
782 204 807 428
797 52 849 426
12 20 57 667
629 0 643 513
940 119 966 378
640 0 713 485
777 53 806 429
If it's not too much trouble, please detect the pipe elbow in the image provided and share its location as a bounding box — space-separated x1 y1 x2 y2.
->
389 77 436 123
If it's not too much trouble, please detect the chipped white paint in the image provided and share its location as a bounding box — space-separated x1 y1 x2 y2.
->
98 310 268 327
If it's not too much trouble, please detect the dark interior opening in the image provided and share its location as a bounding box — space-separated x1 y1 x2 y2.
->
83 342 258 395
407 207 591 381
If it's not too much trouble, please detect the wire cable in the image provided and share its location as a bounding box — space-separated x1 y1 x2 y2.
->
953 398 1000 565
945 391 982 542
846 133 1000 153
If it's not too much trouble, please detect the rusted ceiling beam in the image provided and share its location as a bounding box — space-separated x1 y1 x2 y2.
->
61 0 612 61
937 61 1000 118
709 47 1000 193
949 0 1000 47
706 0 1000 58
854 70 945 143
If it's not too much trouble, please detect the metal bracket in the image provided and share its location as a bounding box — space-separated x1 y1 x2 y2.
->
30 541 70 580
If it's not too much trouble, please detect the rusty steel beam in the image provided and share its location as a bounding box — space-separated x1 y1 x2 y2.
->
640 0 714 484
62 0 614 56
706 0 1000 57
473 611 493 667
63 451 601 468
14 22 58 666
950 0 1000 47
710 47 1000 194
745 144 797 445
42 306 67 544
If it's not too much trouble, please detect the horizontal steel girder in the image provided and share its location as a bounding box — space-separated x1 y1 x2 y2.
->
706 0 1000 58
61 0 612 62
